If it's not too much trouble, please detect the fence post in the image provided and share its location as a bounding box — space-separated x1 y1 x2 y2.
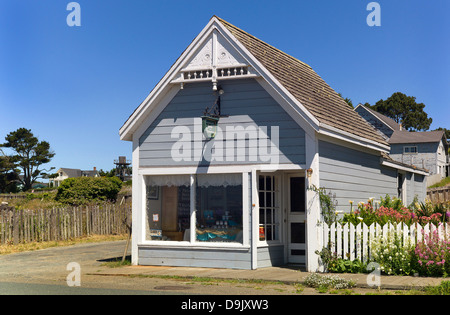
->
12 210 19 245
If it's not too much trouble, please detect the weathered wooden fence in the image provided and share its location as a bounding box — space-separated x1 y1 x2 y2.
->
0 204 131 245
322 222 450 263
427 186 450 203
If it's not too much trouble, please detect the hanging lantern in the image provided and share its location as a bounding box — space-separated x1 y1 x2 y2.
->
201 87 225 140
201 115 219 139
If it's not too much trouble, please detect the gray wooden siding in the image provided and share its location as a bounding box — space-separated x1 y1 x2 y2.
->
390 143 439 175
139 79 306 167
138 247 252 269
405 173 414 205
403 173 427 205
319 140 398 212
414 174 426 201
257 245 284 268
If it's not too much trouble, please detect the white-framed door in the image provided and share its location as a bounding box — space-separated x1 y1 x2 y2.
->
287 174 306 264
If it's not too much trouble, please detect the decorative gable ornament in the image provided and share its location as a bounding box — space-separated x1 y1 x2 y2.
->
171 29 257 91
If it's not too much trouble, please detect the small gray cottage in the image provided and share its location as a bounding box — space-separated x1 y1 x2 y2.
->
355 104 449 186
119 17 428 271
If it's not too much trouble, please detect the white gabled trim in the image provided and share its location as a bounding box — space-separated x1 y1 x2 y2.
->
120 16 320 142
318 122 390 153
381 160 429 176
119 18 219 141
133 85 180 142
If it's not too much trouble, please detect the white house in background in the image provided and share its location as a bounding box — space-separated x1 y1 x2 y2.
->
119 16 428 271
355 104 449 185
49 167 99 187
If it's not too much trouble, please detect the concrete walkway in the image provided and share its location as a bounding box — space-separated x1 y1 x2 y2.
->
92 262 449 291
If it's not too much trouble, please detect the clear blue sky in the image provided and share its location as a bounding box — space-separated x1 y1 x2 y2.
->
1 0 449 175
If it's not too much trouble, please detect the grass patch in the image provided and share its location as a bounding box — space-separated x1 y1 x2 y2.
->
101 257 132 268
428 177 450 188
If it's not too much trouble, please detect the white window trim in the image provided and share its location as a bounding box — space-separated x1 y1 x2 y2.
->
139 171 250 249
403 146 418 154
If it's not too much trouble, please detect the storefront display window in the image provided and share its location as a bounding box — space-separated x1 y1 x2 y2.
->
145 174 243 244
196 174 243 243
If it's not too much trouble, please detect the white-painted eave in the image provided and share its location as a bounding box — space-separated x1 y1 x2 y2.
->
318 122 391 154
381 160 429 176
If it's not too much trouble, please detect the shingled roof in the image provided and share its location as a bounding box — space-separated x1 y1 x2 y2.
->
388 130 446 145
217 17 388 147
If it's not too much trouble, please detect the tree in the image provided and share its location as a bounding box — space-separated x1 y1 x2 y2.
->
370 92 432 131
1 128 55 191
338 93 354 108
435 127 450 142
0 154 19 193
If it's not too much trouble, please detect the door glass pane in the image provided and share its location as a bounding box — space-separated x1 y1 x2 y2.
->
266 191 272 207
259 191 265 207
265 176 272 191
290 177 305 213
259 176 265 191
291 223 305 244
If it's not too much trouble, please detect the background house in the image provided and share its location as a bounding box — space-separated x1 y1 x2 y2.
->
355 104 449 186
49 167 99 187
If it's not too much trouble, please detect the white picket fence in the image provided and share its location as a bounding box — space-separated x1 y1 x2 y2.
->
322 222 450 263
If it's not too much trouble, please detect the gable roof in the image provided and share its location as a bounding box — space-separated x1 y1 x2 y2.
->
120 16 388 151
354 103 401 132
217 17 387 148
59 168 82 178
388 130 446 145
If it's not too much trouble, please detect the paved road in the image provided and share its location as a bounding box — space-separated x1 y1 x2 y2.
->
0 241 150 294
0 241 128 282
0 241 300 295
0 281 172 295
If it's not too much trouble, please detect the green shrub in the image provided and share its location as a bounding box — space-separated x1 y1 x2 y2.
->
55 176 123 205
370 231 414 276
315 246 367 274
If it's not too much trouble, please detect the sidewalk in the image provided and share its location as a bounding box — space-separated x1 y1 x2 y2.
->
91 264 448 291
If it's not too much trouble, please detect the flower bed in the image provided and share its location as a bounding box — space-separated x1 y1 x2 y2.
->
342 196 449 227
320 227 450 277
318 195 450 277
413 229 450 277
